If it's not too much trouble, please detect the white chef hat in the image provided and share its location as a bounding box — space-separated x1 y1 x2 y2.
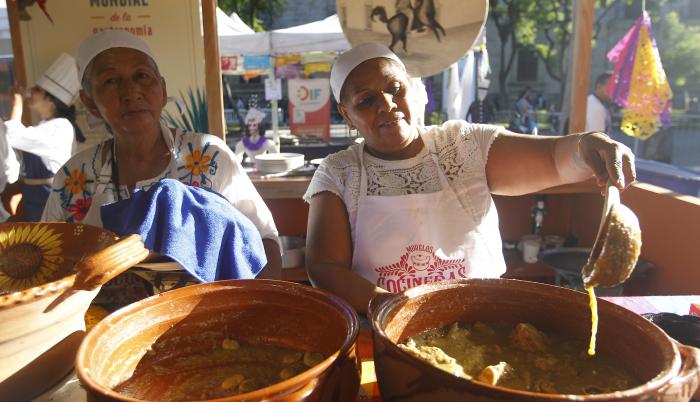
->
35 53 80 106
76 30 157 86
330 42 405 103
245 108 266 124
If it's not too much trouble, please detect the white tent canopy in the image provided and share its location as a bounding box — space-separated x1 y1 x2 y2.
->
218 10 350 56
218 9 271 56
270 14 350 54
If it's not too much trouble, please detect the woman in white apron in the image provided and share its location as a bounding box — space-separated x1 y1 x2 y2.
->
304 43 636 314
40 30 281 282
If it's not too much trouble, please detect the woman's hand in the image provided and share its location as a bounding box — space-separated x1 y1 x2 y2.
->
578 132 636 192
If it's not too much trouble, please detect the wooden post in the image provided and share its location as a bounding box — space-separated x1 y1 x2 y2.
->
7 1 31 126
201 0 226 140
568 0 596 133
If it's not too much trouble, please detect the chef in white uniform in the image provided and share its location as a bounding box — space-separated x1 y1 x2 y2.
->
304 43 636 313
2 53 83 221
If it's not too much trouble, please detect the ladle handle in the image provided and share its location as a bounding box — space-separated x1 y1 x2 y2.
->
72 234 149 291
605 182 620 212
656 343 700 401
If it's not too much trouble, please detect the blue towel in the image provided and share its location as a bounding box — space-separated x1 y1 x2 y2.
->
101 179 267 282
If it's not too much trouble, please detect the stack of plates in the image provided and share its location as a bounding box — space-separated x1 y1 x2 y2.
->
255 153 305 174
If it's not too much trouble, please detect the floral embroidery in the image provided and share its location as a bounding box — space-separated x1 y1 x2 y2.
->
67 197 92 222
64 168 86 195
55 162 94 211
177 142 219 188
185 149 211 176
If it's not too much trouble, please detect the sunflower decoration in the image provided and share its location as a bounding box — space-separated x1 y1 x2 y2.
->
0 225 65 293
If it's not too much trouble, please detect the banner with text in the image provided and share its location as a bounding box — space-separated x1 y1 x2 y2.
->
17 0 205 144
288 78 330 141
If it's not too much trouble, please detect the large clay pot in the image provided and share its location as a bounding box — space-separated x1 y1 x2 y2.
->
0 223 148 401
76 279 360 401
369 279 700 402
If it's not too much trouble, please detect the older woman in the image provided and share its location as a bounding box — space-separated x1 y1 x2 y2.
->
41 30 281 276
304 43 635 313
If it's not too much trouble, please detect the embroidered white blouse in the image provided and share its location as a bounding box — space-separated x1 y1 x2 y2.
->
41 125 280 247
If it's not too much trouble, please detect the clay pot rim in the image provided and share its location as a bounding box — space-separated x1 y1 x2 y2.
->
369 278 681 401
76 279 360 402
0 223 119 309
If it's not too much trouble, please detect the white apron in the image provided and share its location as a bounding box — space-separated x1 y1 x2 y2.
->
82 123 177 227
351 133 505 293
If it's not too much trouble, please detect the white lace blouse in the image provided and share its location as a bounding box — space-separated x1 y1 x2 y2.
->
304 120 502 236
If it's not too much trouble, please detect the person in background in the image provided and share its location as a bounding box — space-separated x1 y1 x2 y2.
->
234 107 277 164
466 86 495 124
2 53 84 221
304 43 635 314
41 30 281 278
586 72 613 133
514 86 538 134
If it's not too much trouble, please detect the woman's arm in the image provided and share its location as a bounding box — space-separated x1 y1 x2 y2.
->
486 130 635 196
256 239 282 279
306 191 387 315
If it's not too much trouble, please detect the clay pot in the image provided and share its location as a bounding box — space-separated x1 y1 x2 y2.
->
0 223 148 401
369 278 700 402
76 279 360 401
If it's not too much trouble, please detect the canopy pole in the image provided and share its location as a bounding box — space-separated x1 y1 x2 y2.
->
568 0 596 133
202 0 226 140
268 64 280 152
7 1 30 126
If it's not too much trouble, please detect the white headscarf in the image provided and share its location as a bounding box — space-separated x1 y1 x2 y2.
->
75 30 157 86
329 42 404 103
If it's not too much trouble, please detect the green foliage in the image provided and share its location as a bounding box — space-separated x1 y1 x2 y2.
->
425 111 447 126
489 0 667 109
163 88 208 133
488 0 539 106
658 11 700 89
217 0 288 31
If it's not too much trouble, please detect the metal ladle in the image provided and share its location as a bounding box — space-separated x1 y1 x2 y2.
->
582 183 642 288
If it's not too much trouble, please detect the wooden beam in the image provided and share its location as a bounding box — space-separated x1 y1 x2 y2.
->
201 0 226 140
7 1 30 126
568 0 596 133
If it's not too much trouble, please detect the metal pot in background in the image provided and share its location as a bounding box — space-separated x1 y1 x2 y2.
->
539 247 654 296
281 236 305 269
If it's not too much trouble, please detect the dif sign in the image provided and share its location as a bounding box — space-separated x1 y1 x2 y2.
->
288 79 331 141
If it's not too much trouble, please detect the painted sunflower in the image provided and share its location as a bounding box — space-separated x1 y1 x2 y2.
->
0 225 64 292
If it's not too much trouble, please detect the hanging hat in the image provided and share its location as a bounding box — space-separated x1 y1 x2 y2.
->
35 53 80 106
245 108 266 124
329 42 404 103
76 30 157 85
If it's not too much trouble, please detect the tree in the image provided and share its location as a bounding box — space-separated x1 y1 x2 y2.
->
488 0 536 108
658 11 700 89
489 0 638 109
218 0 287 32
